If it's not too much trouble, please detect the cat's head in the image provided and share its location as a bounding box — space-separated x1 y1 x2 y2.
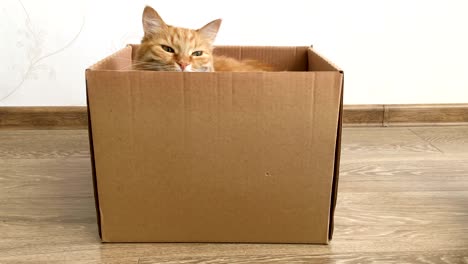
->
135 6 221 72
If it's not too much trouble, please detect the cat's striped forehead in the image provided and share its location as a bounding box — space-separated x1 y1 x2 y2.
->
167 26 196 42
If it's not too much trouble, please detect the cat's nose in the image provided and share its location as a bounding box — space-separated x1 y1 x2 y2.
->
177 62 189 71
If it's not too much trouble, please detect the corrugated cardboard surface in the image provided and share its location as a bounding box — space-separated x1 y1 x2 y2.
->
86 45 343 244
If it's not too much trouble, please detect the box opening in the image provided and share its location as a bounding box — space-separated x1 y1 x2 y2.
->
90 45 340 72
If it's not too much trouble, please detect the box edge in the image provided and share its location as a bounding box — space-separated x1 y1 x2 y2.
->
85 70 103 241
328 72 344 241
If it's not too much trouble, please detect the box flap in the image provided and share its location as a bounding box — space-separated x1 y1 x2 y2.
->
307 47 342 72
329 73 344 240
88 46 133 71
85 76 101 239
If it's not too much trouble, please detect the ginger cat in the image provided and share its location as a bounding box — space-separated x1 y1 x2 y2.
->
134 6 272 72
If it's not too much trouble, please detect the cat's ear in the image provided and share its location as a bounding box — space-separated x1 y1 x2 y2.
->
142 6 166 36
198 19 222 43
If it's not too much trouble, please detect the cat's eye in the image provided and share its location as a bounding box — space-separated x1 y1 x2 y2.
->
192 51 203 56
161 45 175 53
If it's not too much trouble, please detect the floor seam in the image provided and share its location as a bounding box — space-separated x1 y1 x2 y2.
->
408 128 444 154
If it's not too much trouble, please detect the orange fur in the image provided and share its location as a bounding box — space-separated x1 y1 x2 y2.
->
135 6 272 72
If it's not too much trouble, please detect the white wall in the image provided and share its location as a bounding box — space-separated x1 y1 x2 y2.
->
1 0 467 106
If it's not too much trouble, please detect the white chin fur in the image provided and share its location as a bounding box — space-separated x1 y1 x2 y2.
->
175 64 192 72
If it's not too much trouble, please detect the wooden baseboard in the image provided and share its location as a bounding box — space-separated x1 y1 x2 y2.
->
1 104 467 129
343 104 468 127
343 105 385 127
0 107 87 129
383 104 468 126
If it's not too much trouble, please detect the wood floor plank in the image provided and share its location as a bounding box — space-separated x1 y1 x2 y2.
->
0 254 139 264
410 126 468 153
1 192 467 259
339 157 468 192
138 250 468 264
0 158 93 198
0 259 140 264
341 127 441 159
335 191 468 226
0 127 467 263
1 221 467 259
0 240 466 263
0 196 96 224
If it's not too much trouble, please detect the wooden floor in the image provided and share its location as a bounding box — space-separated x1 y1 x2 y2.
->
1 126 467 263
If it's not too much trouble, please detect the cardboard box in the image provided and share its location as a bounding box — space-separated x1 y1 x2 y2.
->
86 45 343 244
